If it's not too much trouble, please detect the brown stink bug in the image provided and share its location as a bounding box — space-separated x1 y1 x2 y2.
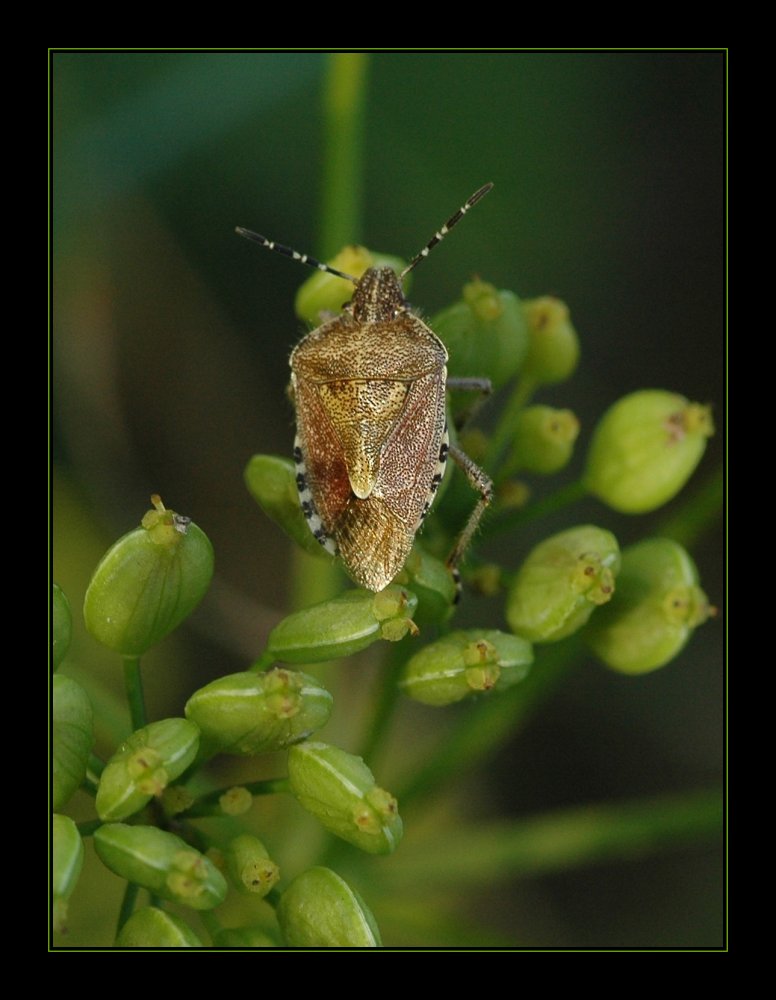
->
237 184 494 593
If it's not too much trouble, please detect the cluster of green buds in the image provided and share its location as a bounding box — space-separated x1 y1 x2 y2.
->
55 489 406 946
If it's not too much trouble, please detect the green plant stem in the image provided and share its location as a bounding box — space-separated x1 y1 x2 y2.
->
486 374 538 470
182 778 290 817
368 788 722 888
123 655 147 731
116 881 140 937
320 53 368 256
398 639 578 807
490 478 588 536
358 642 407 763
250 649 275 672
656 464 723 548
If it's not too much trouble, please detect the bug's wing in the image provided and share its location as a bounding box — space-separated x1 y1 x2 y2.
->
336 370 447 591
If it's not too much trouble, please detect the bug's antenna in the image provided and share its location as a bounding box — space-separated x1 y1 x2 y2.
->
235 227 358 283
400 183 494 279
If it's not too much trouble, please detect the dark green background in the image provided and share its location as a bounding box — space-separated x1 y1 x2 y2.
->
53 51 724 948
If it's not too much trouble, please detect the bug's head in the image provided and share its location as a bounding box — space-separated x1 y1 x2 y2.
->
349 266 406 323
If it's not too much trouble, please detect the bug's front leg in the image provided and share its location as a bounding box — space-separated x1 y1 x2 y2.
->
445 443 494 597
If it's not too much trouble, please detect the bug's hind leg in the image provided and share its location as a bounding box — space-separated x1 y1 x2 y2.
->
445 444 493 599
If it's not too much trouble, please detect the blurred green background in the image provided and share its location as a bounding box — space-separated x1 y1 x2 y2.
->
52 51 724 948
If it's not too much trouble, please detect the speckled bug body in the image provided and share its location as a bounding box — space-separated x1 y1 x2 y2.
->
237 184 494 593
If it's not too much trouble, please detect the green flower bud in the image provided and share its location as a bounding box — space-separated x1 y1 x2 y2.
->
185 668 333 756
52 584 72 670
268 586 418 664
212 926 280 948
83 495 214 655
52 814 84 934
585 537 713 674
509 405 580 475
53 674 94 810
224 834 280 897
244 454 333 560
433 279 528 390
521 296 580 385
94 823 227 910
399 629 533 706
507 525 621 643
277 867 382 947
295 246 407 325
115 907 203 947
288 742 402 854
394 546 456 625
584 390 714 514
219 786 253 815
96 718 200 821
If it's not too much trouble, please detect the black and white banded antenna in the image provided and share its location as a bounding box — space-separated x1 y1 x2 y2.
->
235 182 493 285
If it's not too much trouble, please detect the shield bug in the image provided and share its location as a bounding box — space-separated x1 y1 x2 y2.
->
237 184 495 594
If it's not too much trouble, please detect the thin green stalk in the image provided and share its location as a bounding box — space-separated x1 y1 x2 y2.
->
116 881 140 937
485 374 538 470
490 479 588 537
369 788 722 887
182 778 290 818
656 464 723 548
123 655 147 731
358 642 408 764
320 53 368 256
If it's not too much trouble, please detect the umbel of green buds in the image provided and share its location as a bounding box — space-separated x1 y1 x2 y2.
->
52 814 84 934
116 907 203 947
585 537 713 674
400 629 533 706
584 390 714 514
295 246 407 326
96 718 200 821
507 525 621 643
277 867 382 948
94 824 227 910
52 584 72 670
224 834 280 898
185 668 333 756
83 495 214 655
245 455 333 559
53 674 94 811
432 278 529 390
508 405 580 475
521 296 580 386
267 586 418 664
288 742 403 855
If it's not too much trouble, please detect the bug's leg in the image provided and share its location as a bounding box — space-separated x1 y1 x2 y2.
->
446 376 492 431
446 444 494 599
